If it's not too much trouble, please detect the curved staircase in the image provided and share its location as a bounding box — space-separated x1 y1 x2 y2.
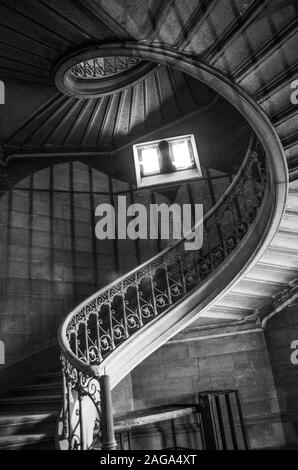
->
56 136 283 449
1 181 297 450
0 0 297 450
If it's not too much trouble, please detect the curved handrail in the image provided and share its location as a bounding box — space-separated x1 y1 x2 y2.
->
59 135 255 372
57 135 271 450
58 133 256 366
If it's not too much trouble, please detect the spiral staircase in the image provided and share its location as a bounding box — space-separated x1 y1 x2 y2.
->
0 0 297 450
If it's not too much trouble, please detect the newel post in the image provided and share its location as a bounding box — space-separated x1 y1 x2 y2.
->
100 374 117 450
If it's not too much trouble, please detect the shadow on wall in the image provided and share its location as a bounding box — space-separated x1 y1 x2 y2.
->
265 304 298 448
128 324 287 449
0 159 231 367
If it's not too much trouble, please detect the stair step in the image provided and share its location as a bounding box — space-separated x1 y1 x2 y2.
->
232 279 287 298
33 371 61 384
0 433 54 450
287 190 298 210
245 263 298 285
0 395 62 412
0 411 56 426
259 248 298 269
270 230 298 252
217 292 270 311
289 180 298 191
11 382 62 397
279 210 298 231
0 411 57 437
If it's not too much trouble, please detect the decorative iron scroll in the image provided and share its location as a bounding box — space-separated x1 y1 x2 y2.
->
61 355 101 450
70 56 140 79
60 138 268 449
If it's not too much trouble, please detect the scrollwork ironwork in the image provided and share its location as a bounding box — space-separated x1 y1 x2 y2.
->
70 56 140 79
60 139 268 449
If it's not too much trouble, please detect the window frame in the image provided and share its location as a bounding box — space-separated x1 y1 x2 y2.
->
133 134 202 188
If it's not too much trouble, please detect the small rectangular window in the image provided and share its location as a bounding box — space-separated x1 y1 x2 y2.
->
171 141 194 170
140 147 160 175
133 134 201 188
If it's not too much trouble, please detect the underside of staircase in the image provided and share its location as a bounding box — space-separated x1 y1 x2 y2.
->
0 0 297 450
202 180 298 322
0 181 297 450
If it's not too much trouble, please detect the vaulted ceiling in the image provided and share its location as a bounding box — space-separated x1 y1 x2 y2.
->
0 0 297 172
1 67 217 155
0 0 219 161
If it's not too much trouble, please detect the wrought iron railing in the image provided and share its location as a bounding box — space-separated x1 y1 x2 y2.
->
58 137 268 450
70 56 140 79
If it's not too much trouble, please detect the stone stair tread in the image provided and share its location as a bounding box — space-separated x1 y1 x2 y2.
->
11 382 62 393
34 371 61 380
0 395 62 403
0 411 56 425
276 224 298 233
0 433 52 449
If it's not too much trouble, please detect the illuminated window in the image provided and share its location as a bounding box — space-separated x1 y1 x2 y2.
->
171 141 193 169
133 134 201 188
140 148 160 175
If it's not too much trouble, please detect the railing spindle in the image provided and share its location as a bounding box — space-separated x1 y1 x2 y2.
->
58 141 268 450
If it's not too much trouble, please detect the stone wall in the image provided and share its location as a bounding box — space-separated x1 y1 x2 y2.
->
265 304 298 447
0 160 231 367
121 319 286 449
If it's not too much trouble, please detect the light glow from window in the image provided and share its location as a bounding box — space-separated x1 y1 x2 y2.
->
133 134 201 187
141 148 160 175
172 141 192 169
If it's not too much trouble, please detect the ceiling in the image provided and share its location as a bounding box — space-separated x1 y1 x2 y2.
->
0 0 297 333
1 66 217 155
0 0 297 170
0 0 220 160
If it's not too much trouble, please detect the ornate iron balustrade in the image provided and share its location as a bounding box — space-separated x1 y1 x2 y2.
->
58 138 268 450
70 56 140 79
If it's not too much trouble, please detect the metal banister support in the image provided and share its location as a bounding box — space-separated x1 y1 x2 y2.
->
100 374 117 450
57 139 269 450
